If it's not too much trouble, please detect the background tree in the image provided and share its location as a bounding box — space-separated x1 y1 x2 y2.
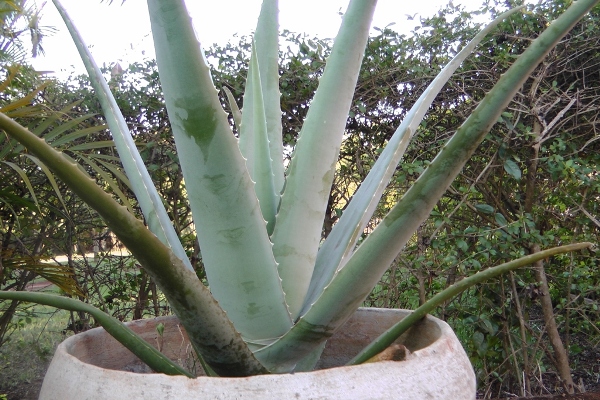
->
0 0 49 63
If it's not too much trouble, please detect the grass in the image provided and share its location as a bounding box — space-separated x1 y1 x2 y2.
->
0 304 70 400
0 251 168 399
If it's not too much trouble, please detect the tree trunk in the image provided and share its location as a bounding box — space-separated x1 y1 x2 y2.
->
531 244 575 393
524 118 575 394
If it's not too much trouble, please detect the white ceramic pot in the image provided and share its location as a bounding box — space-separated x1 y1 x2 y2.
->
39 308 476 399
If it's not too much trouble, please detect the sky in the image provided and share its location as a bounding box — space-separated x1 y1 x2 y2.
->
28 0 494 80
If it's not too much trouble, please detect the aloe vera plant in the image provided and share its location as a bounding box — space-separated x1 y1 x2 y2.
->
0 0 596 378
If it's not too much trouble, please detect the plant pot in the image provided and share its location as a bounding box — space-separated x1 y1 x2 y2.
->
38 308 476 399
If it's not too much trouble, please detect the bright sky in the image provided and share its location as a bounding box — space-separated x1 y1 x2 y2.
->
29 0 490 79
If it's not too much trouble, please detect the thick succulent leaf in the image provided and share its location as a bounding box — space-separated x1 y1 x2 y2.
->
238 43 278 234
53 0 193 272
301 6 525 316
254 0 284 194
147 0 292 341
0 112 267 376
254 0 599 371
270 0 377 320
237 46 257 160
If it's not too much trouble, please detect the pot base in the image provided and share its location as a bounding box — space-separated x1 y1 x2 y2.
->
39 308 476 399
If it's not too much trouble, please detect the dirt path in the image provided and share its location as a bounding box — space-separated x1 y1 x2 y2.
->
25 281 54 291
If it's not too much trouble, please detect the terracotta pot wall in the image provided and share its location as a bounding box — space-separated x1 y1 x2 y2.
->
39 308 477 400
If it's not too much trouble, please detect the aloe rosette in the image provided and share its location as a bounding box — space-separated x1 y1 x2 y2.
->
0 0 596 377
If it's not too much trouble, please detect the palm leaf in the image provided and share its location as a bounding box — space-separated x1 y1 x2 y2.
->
1 252 84 297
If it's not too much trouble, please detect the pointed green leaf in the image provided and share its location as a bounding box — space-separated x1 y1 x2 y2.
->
0 111 267 376
50 125 108 147
31 101 83 137
66 140 115 151
238 43 278 234
93 157 133 189
254 0 599 370
302 6 525 315
0 82 48 113
42 114 99 144
254 0 284 194
53 0 192 272
270 0 377 320
147 0 291 341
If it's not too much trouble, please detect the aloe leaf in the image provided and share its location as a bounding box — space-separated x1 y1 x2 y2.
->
147 0 292 341
302 6 525 315
53 0 193 272
254 0 284 194
0 112 267 376
239 43 278 234
255 0 599 371
0 291 193 377
348 242 593 365
270 0 377 320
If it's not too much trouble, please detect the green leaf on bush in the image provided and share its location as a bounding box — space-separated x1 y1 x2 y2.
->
475 204 494 214
504 159 521 180
495 213 507 226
